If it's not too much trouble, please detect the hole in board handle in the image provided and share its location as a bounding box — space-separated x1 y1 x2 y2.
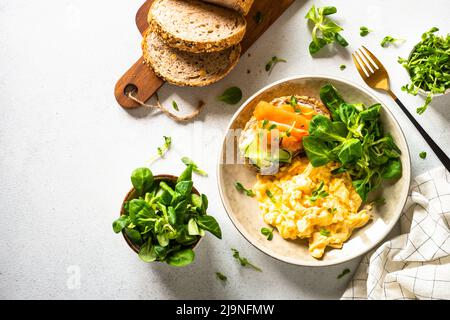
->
124 84 138 96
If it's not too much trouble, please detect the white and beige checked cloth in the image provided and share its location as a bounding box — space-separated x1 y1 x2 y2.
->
342 166 450 300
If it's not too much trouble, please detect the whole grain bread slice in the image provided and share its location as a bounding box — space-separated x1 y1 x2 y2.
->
142 29 241 87
149 0 246 53
200 0 254 15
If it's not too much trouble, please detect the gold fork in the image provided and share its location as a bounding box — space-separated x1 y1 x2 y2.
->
352 46 450 172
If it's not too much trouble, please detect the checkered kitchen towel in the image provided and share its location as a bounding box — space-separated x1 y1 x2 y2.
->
342 166 450 300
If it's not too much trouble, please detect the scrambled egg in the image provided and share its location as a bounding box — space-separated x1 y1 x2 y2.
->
253 157 371 259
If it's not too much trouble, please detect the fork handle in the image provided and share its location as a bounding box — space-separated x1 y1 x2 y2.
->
389 91 450 172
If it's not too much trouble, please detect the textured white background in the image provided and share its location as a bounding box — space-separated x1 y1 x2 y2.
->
0 0 449 299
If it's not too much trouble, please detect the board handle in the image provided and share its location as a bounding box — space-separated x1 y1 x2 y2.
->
114 57 164 109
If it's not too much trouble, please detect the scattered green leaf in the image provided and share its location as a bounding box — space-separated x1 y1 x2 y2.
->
172 101 179 111
231 248 262 272
337 268 351 279
216 272 228 282
261 227 274 240
305 5 348 55
340 64 346 71
320 228 331 237
217 87 243 105
265 56 287 73
381 35 404 47
419 151 427 159
360 26 371 37
181 157 208 176
235 182 255 197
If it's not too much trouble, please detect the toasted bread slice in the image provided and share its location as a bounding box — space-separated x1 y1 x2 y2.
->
200 0 254 15
149 0 246 53
142 29 241 87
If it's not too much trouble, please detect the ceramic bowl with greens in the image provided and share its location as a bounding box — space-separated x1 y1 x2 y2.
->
113 165 222 267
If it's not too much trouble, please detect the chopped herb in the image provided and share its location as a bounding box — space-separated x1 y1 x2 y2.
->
320 228 330 237
381 35 404 47
265 56 287 73
305 5 348 55
309 181 329 202
172 100 179 111
149 136 172 163
265 189 276 203
254 11 264 24
262 119 269 128
290 95 298 107
419 151 427 159
216 272 227 282
181 157 207 176
268 124 277 131
235 182 256 197
261 227 274 240
327 207 337 214
360 26 371 37
337 268 351 279
340 64 346 71
217 87 243 105
231 248 262 272
399 27 449 114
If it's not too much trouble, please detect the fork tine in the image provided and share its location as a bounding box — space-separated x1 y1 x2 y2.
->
352 53 368 79
356 49 375 74
362 46 383 69
359 47 379 71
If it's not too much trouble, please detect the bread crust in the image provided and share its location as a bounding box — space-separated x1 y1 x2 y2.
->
148 0 246 53
201 0 254 15
142 29 241 87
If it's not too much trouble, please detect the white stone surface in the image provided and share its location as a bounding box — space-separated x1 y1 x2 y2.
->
0 0 448 299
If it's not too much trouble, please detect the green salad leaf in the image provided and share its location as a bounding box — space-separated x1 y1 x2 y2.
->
360 26 371 37
181 157 208 176
305 5 348 55
112 166 222 266
398 27 449 114
304 84 402 201
261 227 274 240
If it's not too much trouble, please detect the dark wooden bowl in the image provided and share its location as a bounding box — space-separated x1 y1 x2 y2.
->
120 174 202 254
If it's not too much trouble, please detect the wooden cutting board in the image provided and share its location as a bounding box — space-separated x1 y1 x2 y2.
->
114 0 296 109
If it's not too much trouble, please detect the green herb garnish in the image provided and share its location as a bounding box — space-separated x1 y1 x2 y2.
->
337 268 351 279
419 151 427 159
265 189 276 203
172 101 179 111
262 119 269 128
268 124 277 131
305 5 348 55
340 64 346 71
231 248 262 272
112 165 222 266
320 228 330 237
360 26 371 37
265 56 287 73
381 35 404 47
149 136 172 163
303 84 402 201
261 227 274 240
398 27 449 114
254 11 264 24
309 181 329 202
216 272 227 282
181 157 207 176
235 182 255 197
217 87 243 105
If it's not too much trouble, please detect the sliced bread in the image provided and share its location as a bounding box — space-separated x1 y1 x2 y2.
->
148 0 246 53
142 29 241 86
200 0 254 15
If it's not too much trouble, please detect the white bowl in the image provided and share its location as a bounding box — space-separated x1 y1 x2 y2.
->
217 75 411 266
